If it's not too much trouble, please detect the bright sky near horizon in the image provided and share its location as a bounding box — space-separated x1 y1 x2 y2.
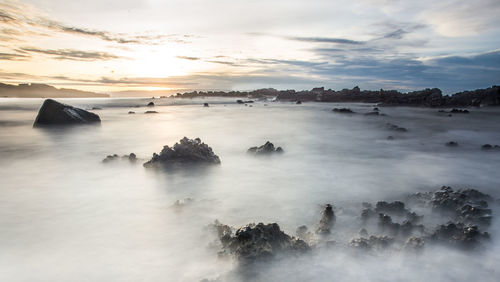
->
0 0 499 94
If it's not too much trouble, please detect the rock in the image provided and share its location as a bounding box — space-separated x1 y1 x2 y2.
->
33 99 101 127
102 153 137 163
296 100 302 104
373 107 379 111
204 103 209 107
147 102 155 107
350 235 394 251
364 111 380 116
387 136 394 140
386 123 407 132
446 141 458 147
128 111 135 114
247 141 284 155
481 144 500 150
429 222 489 249
375 201 407 216
404 237 425 251
450 108 469 114
316 204 335 235
332 108 354 113
143 137 221 168
144 111 158 114
212 222 309 264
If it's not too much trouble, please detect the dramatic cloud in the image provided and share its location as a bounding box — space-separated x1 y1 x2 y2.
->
19 47 123 61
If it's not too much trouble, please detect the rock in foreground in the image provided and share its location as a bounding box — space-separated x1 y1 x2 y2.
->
143 137 221 168
33 99 101 127
247 141 283 155
211 222 309 265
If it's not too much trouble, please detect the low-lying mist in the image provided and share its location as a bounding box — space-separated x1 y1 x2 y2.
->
0 98 499 281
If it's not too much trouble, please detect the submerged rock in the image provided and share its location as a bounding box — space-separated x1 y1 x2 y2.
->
446 141 459 147
247 141 284 155
144 137 221 168
386 123 408 132
102 153 137 163
33 99 101 127
332 108 354 113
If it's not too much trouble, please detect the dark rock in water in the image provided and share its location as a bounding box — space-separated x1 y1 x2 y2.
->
378 214 400 236
364 111 379 116
316 204 335 235
128 111 135 114
147 102 155 107
296 100 302 104
375 201 407 216
446 141 459 147
450 108 469 114
144 111 158 114
386 123 407 132
237 99 254 104
429 222 489 249
350 235 394 251
211 222 309 264
204 103 209 107
387 135 394 140
332 108 354 113
247 141 284 155
33 99 101 127
143 137 221 168
481 144 500 150
404 237 425 251
373 107 379 111
102 153 137 163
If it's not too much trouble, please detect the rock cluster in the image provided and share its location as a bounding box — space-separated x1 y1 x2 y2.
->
332 108 354 114
102 153 137 163
144 137 221 168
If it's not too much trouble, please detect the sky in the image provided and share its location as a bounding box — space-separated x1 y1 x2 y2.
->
0 0 499 94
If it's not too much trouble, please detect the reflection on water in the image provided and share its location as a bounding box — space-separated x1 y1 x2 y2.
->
0 98 499 281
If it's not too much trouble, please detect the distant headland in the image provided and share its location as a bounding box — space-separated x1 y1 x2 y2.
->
0 83 109 98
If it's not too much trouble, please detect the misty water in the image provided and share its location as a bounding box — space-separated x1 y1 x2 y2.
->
0 97 499 281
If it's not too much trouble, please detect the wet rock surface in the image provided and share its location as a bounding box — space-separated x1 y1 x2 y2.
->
144 137 221 168
33 99 101 127
247 141 283 155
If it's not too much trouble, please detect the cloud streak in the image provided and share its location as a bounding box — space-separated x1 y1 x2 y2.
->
19 47 123 61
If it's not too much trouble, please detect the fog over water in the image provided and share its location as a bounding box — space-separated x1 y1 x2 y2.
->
0 98 499 281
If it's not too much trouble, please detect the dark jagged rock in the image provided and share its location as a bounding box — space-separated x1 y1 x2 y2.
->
102 153 137 163
429 222 489 249
144 137 221 168
211 222 309 264
147 102 155 107
446 141 459 147
236 99 254 104
247 141 284 155
144 111 158 114
350 235 395 251
204 103 209 107
481 144 500 150
378 214 400 236
404 237 425 251
375 201 407 216
386 123 407 132
33 99 101 127
450 108 469 114
316 204 335 235
332 108 354 114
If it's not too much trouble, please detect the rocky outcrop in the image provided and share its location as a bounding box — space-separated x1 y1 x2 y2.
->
247 141 283 155
147 102 155 107
33 99 101 127
210 221 309 264
316 204 335 235
102 153 137 163
143 137 221 168
332 108 354 114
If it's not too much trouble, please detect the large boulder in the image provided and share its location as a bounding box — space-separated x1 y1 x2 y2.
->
33 99 101 127
143 137 221 168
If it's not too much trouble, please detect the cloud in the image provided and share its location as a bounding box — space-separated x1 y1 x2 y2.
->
19 47 123 61
0 52 30 60
176 56 200 61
